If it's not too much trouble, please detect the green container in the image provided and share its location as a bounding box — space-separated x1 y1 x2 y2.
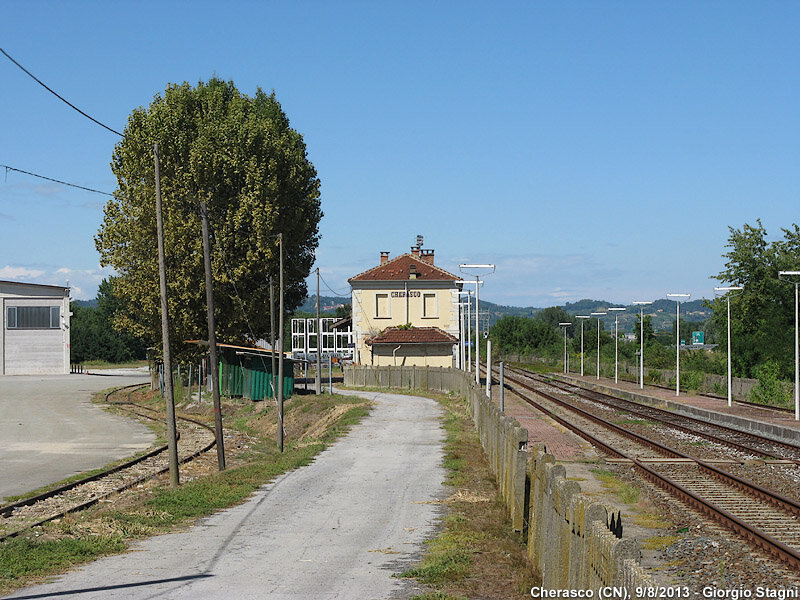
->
218 348 294 401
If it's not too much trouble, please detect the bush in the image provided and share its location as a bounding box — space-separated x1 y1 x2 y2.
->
748 360 793 408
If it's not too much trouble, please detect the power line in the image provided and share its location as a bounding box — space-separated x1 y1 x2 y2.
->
0 47 124 138
1 163 113 196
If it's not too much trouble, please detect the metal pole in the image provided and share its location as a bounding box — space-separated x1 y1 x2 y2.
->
563 326 567 374
676 301 680 396
640 308 644 389
460 301 465 370
278 233 284 452
795 283 799 420
466 291 472 373
200 201 225 471
329 354 333 393
727 295 732 407
596 320 601 380
316 268 321 394
475 276 480 386
486 339 491 397
581 320 584 377
499 361 505 411
614 314 619 383
153 143 179 487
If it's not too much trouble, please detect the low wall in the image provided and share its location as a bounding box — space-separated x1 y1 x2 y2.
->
344 365 654 594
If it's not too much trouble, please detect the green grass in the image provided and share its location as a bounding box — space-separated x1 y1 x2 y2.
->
590 468 642 504
0 537 126 590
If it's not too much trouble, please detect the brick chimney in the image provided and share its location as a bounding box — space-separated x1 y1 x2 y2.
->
380 251 390 264
410 245 420 258
420 249 435 264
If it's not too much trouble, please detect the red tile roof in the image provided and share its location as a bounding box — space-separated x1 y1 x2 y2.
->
349 253 461 282
366 327 458 345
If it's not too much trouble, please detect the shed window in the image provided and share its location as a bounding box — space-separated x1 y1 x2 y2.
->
6 306 60 329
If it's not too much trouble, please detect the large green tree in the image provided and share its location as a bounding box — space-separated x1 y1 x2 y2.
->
95 79 322 358
711 220 800 378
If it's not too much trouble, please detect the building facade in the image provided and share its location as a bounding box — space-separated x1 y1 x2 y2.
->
0 280 71 375
349 247 462 367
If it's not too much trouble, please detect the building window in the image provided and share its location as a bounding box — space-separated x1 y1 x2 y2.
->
375 293 390 318
6 306 60 330
422 293 437 318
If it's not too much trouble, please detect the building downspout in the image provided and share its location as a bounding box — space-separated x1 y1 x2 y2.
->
393 344 402 366
405 281 409 324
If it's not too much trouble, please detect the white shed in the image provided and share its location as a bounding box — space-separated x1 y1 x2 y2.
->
1 280 71 375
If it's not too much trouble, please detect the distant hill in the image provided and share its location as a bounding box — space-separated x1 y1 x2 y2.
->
297 295 350 314
73 299 98 308
291 295 712 333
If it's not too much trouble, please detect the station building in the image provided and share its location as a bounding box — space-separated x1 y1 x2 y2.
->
0 280 71 375
348 247 462 367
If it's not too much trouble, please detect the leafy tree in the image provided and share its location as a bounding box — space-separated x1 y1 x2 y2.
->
711 220 799 378
535 306 575 333
635 314 656 347
69 278 148 363
490 315 559 355
95 79 322 359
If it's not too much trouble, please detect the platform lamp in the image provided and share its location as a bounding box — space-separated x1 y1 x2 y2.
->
590 312 607 380
666 293 691 396
607 307 626 383
714 286 743 408
459 264 495 386
576 315 591 376
559 322 572 374
631 301 653 389
778 271 800 420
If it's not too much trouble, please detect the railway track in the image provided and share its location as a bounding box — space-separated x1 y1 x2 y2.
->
491 366 800 570
0 384 216 541
523 370 800 462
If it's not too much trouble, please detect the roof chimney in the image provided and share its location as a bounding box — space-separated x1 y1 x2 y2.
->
420 249 435 264
410 245 420 258
380 251 390 264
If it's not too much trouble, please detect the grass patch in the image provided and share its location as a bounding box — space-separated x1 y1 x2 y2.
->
0 389 370 595
393 389 538 599
642 535 681 551
590 468 642 504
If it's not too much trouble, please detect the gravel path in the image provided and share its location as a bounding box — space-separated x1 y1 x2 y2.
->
4 388 447 600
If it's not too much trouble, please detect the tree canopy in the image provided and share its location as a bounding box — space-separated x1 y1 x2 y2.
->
95 79 322 358
711 220 800 378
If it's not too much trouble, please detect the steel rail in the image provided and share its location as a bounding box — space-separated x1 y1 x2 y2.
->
0 384 217 541
495 368 800 569
529 369 800 462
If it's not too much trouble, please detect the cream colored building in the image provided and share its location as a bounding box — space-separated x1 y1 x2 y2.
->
349 247 462 367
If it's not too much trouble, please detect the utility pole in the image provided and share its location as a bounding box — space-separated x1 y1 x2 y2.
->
277 233 284 452
200 201 225 471
153 143 179 487
316 267 321 394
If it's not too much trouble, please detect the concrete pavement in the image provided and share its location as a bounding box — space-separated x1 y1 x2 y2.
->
4 388 447 600
0 371 155 500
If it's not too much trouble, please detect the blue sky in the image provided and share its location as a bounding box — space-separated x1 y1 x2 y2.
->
1 2 798 306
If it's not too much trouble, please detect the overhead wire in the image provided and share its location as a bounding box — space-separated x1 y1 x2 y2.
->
1 47 125 138
1 163 114 196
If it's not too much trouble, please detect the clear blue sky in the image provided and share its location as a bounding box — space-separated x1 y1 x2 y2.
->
2 1 798 307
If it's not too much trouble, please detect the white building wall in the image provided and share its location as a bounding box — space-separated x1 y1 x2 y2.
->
0 282 70 375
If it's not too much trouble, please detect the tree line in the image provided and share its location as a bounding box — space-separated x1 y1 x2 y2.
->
489 220 800 387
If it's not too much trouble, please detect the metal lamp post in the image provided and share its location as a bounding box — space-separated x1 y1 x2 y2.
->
559 322 572 374
779 271 800 420
714 286 743 408
607 307 625 383
666 293 691 396
590 312 607 380
577 315 590 376
632 301 653 389
458 290 474 373
460 265 494 386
